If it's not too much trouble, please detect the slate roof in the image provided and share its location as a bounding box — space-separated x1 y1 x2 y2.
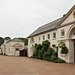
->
7 38 24 43
11 38 24 42
28 17 63 37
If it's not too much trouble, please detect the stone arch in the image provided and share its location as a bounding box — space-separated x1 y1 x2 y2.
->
66 24 75 63
67 24 75 39
16 48 19 51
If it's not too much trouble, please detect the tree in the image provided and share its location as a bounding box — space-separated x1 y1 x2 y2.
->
4 37 11 40
0 37 4 46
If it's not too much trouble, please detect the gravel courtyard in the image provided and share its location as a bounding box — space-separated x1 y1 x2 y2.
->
0 55 75 75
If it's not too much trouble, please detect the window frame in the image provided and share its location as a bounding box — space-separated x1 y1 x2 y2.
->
48 34 50 39
39 36 40 41
43 35 45 40
61 29 65 36
53 33 56 38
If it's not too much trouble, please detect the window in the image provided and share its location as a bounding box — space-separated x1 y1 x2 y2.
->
61 29 65 36
9 49 10 53
43 35 45 40
48 34 50 39
53 33 56 38
30 38 34 44
39 36 40 41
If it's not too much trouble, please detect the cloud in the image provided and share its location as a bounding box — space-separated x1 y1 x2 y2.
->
0 0 74 38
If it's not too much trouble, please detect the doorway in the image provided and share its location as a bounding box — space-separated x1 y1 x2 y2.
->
20 49 28 57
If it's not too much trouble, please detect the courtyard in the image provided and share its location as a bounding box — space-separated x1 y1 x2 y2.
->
0 55 75 75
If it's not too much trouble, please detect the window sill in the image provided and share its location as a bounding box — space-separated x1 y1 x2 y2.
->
52 38 56 40
60 36 65 38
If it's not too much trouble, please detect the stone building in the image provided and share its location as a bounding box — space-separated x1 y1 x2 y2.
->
1 38 24 56
28 5 75 63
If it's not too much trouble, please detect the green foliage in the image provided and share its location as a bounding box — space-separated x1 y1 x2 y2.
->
4 37 11 40
60 44 68 54
53 58 66 63
0 37 4 46
42 40 50 48
38 50 43 59
38 46 46 59
43 47 54 60
0 37 11 46
51 52 57 61
31 40 66 63
30 56 35 58
33 44 42 59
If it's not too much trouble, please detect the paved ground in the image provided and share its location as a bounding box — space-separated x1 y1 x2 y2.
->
0 55 75 75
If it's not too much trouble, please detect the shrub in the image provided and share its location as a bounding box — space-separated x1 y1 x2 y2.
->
53 58 66 63
38 50 43 59
43 52 48 60
30 56 35 58
60 44 68 54
42 40 50 48
33 44 42 57
47 47 54 56
43 47 54 60
30 40 66 63
38 46 47 59
51 52 57 61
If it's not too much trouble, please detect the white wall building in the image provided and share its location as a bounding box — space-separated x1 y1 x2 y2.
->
1 38 24 56
28 5 75 63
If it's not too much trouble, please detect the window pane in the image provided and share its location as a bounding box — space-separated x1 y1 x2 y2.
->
61 30 65 36
39 36 40 41
48 34 50 39
53 33 56 38
43 35 45 40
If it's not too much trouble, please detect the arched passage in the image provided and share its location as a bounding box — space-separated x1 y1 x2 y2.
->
67 25 75 39
67 24 75 63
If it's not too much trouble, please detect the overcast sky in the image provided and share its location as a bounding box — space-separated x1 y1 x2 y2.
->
0 0 75 38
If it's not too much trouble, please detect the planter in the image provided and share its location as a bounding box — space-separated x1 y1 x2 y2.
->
61 54 66 57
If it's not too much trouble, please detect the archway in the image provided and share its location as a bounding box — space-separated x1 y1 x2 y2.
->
16 48 19 51
67 25 75 63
